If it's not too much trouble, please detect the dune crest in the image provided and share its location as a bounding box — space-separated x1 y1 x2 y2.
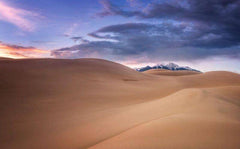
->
0 58 240 149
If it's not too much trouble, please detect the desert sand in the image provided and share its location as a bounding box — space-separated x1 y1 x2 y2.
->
144 69 201 76
0 58 240 149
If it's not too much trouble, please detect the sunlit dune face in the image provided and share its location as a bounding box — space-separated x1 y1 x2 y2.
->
0 43 49 58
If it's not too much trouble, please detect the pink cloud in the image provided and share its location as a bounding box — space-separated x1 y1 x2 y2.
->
0 42 50 58
0 1 40 31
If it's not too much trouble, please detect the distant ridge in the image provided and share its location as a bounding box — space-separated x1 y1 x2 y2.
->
136 63 201 72
0 57 13 60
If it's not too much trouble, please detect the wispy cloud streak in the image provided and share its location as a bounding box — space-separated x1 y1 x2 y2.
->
0 1 40 31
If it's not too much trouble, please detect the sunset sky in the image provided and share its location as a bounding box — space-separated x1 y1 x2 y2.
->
0 0 240 72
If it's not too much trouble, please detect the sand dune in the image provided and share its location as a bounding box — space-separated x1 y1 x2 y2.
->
144 69 201 76
89 86 240 149
0 58 240 149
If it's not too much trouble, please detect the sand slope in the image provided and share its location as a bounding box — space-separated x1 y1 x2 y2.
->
89 87 240 149
0 58 240 149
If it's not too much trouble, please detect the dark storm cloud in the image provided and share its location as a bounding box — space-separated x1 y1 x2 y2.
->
98 0 240 23
51 0 240 61
52 22 240 60
97 0 240 48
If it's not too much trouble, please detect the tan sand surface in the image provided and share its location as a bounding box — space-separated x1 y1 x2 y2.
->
144 69 201 76
0 58 240 149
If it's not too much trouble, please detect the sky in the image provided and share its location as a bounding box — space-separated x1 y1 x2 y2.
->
0 0 240 72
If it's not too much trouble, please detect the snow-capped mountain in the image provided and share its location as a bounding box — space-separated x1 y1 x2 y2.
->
136 63 200 72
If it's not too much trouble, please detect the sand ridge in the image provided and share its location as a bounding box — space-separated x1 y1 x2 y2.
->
143 69 201 76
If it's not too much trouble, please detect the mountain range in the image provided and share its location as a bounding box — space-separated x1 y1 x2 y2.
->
136 63 201 72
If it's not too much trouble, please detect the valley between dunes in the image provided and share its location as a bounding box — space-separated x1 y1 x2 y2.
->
0 58 240 149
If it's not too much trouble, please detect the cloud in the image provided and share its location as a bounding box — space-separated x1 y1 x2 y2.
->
97 0 240 22
126 0 143 8
70 36 89 43
0 41 49 58
51 0 240 63
97 0 240 46
51 22 240 61
0 1 40 31
97 0 141 17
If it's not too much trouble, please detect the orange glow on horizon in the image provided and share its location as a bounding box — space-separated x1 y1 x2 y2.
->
0 43 49 59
